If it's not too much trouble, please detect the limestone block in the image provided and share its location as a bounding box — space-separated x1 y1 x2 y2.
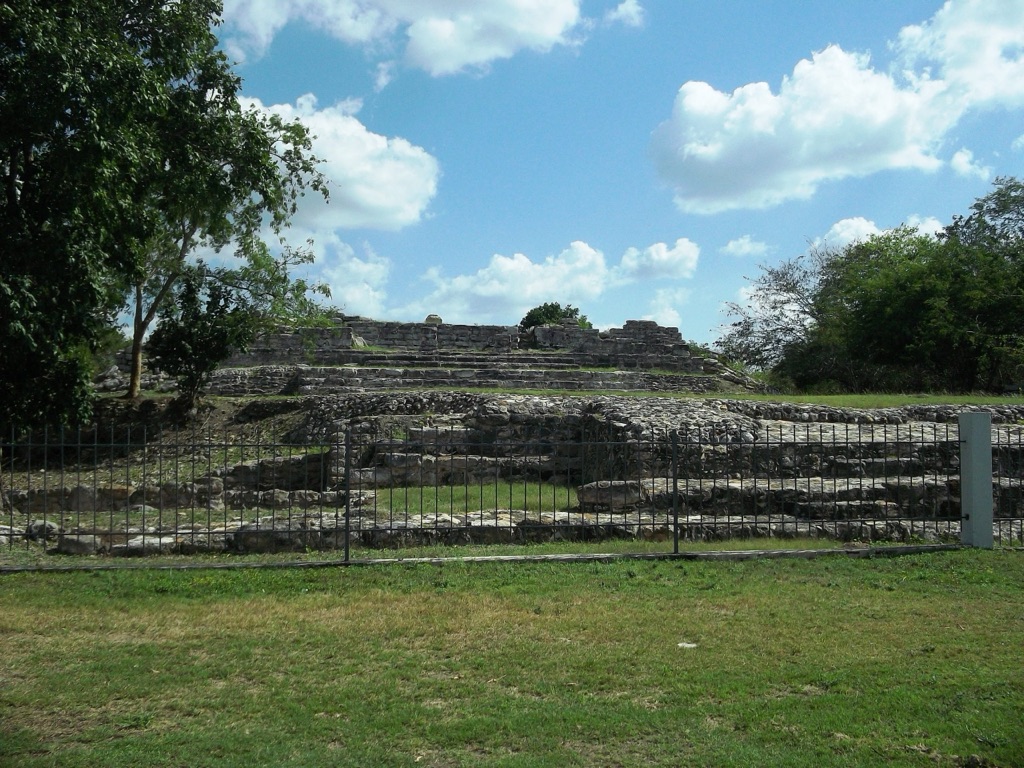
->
576 480 651 511
67 483 134 513
54 534 105 555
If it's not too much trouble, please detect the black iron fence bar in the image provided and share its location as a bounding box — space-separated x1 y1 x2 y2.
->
344 429 352 563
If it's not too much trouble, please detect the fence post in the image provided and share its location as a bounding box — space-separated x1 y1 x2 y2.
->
959 412 993 548
671 430 679 555
344 428 352 563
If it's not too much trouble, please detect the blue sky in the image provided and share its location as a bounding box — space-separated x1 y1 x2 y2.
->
220 0 1024 344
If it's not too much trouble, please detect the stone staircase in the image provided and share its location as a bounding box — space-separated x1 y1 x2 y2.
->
205 316 765 395
206 356 738 396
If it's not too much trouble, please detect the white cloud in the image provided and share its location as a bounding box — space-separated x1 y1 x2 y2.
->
396 237 703 323
221 0 395 63
814 215 943 250
652 45 952 213
642 288 691 329
617 238 699 280
652 0 1024 213
950 147 992 180
374 61 396 92
317 236 392 317
400 241 610 324
605 0 644 28
816 217 882 249
895 0 1024 108
720 235 769 258
242 93 439 231
906 214 945 237
404 1 582 75
222 0 584 75
1014 134 1024 152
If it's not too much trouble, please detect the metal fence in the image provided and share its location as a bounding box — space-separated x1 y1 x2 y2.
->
2 415 1022 559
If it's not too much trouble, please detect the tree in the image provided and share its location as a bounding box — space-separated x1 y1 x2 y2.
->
0 0 327 429
717 179 1024 393
1 0 173 428
519 302 593 331
939 177 1024 389
944 176 1024 248
715 246 837 373
123 59 328 399
146 267 255 411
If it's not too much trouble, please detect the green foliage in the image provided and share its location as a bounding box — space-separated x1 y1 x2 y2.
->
147 268 256 411
0 0 169 427
90 325 132 376
0 0 329 427
0 0 244 427
122 12 329 398
519 301 593 331
718 178 1024 393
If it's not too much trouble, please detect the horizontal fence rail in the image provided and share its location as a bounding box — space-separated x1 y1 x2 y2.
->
1 417 1021 559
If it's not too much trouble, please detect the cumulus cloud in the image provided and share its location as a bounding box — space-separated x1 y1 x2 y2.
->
242 93 439 231
895 0 1024 107
221 0 393 62
222 0 584 75
1014 134 1024 152
720 235 769 258
814 215 943 250
651 0 1024 213
404 1 582 75
906 215 945 237
317 236 392 317
815 217 882 249
642 287 691 329
616 238 699 280
400 241 610 324
605 0 644 28
651 46 951 213
950 148 992 180
393 236 701 325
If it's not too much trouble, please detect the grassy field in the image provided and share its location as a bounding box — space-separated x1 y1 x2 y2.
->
1 548 1021 767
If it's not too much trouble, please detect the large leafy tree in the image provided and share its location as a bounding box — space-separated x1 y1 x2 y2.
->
2 0 170 428
939 177 1024 390
715 245 837 372
123 54 328 398
0 0 327 429
717 179 1024 393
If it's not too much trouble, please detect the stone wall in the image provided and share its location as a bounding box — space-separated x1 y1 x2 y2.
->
220 316 707 373
346 317 519 352
531 319 700 371
222 316 521 367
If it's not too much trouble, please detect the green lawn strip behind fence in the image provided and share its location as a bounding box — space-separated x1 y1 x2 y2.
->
370 482 576 517
1 549 1021 768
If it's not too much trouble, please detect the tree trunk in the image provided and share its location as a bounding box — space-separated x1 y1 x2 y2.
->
127 330 144 399
126 281 148 399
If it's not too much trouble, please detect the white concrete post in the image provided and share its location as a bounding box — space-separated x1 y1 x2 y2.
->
959 412 994 548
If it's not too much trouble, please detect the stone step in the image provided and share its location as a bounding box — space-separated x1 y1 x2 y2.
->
230 347 587 369
353 351 583 368
207 365 725 396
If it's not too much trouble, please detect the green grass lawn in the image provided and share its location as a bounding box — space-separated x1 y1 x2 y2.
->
1 549 1021 767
